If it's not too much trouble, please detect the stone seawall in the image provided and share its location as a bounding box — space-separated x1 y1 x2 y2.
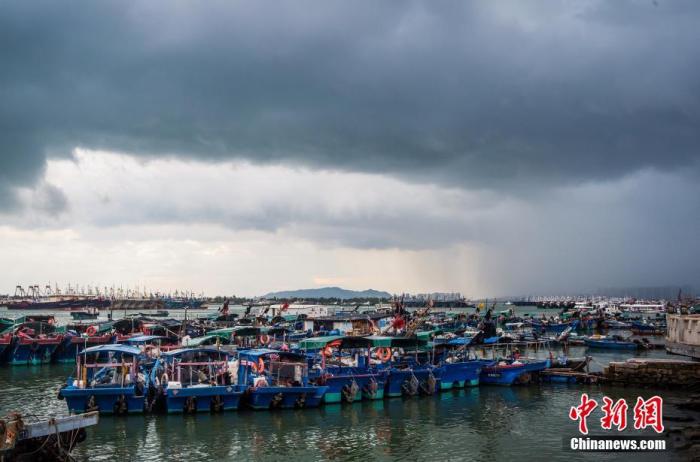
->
604 358 700 388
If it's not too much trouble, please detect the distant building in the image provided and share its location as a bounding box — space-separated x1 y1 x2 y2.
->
595 286 695 300
404 292 464 302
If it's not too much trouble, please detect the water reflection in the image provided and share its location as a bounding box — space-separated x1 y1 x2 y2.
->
0 351 687 461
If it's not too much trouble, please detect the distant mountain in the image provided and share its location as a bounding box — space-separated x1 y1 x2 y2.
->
263 287 391 300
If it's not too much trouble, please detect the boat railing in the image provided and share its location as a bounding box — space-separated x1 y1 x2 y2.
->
81 362 136 368
175 361 228 367
268 361 307 385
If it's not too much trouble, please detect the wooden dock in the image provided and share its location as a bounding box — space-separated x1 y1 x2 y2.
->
0 411 98 461
539 368 601 384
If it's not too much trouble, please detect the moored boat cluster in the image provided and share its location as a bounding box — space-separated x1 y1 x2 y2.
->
0 297 688 416
55 333 551 415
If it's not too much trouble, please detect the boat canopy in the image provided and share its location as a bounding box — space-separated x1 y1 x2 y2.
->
122 335 166 344
81 344 141 356
415 330 441 341
266 327 292 336
209 326 263 337
161 347 226 358
58 320 114 334
364 336 429 348
297 335 382 350
446 337 472 346
185 334 228 346
239 348 306 361
297 335 345 350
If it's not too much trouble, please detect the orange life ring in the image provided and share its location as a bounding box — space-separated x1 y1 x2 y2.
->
376 347 392 362
257 357 265 374
86 326 97 336
322 346 334 357
259 334 270 345
250 362 258 373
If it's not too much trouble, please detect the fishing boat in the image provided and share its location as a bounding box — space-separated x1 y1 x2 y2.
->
365 336 440 398
300 335 388 403
0 331 12 361
549 355 591 371
630 321 665 336
530 319 579 334
110 297 164 311
183 333 233 348
150 347 244 413
0 318 14 333
207 326 269 348
429 341 490 389
238 349 328 409
432 359 485 389
605 320 632 330
5 322 64 365
584 335 639 350
162 297 206 310
138 310 169 318
479 358 549 385
398 330 486 390
4 295 110 310
58 344 147 414
53 323 114 363
70 308 100 321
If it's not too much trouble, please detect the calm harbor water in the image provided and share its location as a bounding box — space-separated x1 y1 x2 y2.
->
0 305 689 461
0 347 688 461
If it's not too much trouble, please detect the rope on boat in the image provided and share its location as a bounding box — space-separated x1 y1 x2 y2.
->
342 379 360 403
363 377 378 398
402 372 420 396
588 356 610 370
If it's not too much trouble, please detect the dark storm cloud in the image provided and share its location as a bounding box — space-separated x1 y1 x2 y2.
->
1 0 699 209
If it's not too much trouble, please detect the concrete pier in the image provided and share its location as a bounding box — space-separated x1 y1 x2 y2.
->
666 314 700 359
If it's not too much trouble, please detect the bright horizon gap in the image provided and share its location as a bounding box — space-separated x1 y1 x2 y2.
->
0 149 697 298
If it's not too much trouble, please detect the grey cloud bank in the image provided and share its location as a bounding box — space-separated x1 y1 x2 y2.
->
1 0 699 205
0 0 699 295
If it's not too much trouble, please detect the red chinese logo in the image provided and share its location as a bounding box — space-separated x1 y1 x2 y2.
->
569 393 598 435
600 397 628 431
633 396 664 433
569 395 663 434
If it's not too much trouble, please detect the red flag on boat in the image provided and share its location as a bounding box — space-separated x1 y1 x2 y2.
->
391 316 405 330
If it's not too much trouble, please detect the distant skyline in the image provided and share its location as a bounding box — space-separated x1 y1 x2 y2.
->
1 1 699 297
2 279 695 301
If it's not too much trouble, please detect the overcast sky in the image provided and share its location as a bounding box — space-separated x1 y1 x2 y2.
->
1 0 698 297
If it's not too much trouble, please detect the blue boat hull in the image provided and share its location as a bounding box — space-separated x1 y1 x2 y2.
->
53 336 116 363
385 367 439 397
541 373 578 384
435 361 483 389
7 340 59 365
243 386 327 410
165 385 244 413
480 364 528 385
60 385 145 414
523 359 551 372
314 368 387 403
584 339 638 350
480 359 549 385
